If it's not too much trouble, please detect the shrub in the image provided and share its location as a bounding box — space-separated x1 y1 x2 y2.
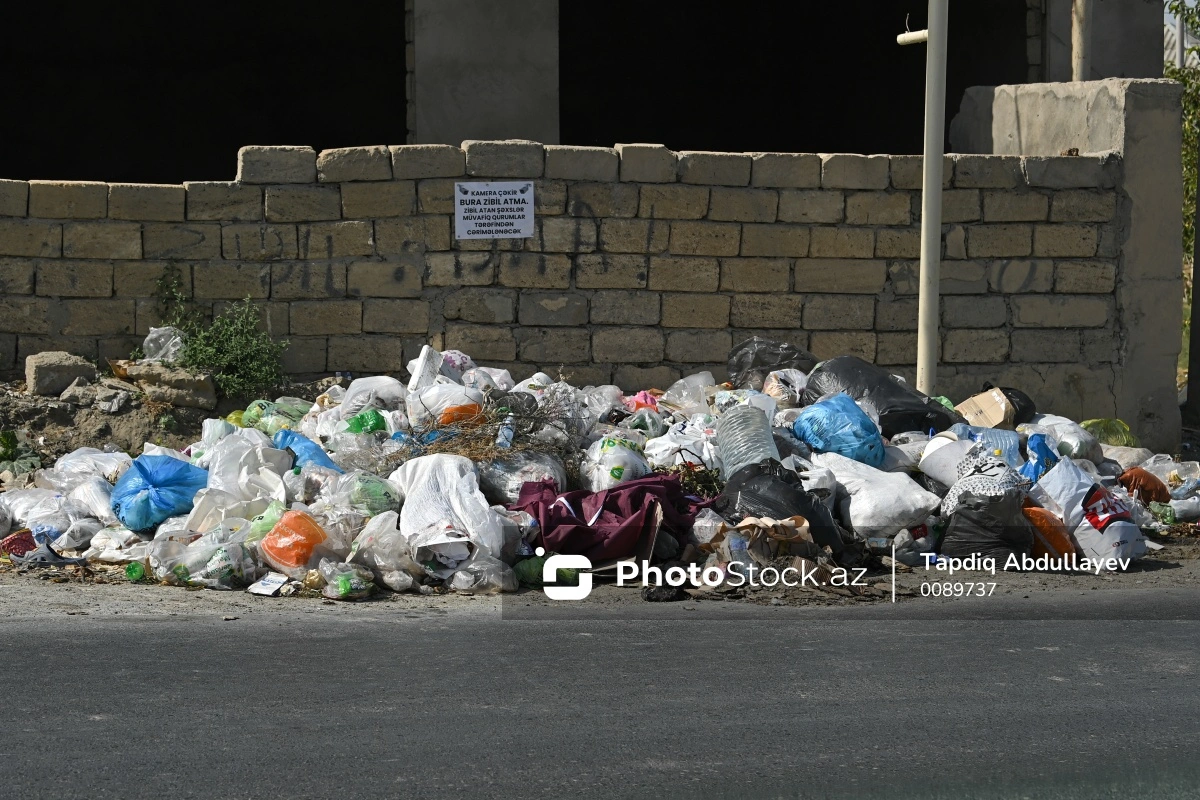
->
175 299 289 400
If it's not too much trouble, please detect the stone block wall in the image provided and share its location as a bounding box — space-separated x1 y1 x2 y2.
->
0 137 1162 443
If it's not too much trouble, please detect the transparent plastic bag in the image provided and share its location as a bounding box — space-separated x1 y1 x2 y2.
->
461 367 515 393
409 519 475 579
620 408 667 439
477 452 568 505
407 384 485 428
762 369 808 409
342 376 407 417
326 470 402 516
347 510 422 591
67 476 117 524
448 555 517 594
660 373 715 417
581 435 652 490
142 326 184 363
318 559 376 600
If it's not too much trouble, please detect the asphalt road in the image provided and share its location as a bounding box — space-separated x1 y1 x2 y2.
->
2 591 1198 799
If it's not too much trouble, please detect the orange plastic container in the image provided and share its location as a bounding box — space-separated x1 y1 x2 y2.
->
259 510 328 578
1023 506 1077 560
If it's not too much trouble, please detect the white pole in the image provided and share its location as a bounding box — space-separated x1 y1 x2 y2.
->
1071 0 1092 81
1179 13 1187 69
915 0 949 396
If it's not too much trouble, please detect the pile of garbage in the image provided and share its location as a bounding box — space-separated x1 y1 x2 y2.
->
0 335 1189 600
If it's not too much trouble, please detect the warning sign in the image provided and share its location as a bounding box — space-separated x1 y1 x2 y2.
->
453 181 535 239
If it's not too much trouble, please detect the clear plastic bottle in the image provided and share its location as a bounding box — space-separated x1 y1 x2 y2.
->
715 405 780 479
495 413 515 448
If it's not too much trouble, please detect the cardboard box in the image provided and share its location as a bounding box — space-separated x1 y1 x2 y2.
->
954 388 1014 429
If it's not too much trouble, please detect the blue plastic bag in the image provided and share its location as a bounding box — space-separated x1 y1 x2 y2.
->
792 393 884 467
273 430 343 473
110 455 208 532
1019 433 1059 483
949 423 1023 469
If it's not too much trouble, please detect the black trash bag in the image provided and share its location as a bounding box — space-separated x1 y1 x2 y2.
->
982 382 1037 425
772 428 812 461
728 336 819 391
913 472 950 499
802 356 963 438
713 460 864 567
938 488 1034 562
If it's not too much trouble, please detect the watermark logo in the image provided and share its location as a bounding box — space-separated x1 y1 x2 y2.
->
539 547 593 600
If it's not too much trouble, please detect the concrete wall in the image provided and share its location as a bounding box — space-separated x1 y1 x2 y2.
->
0 131 1172 445
1044 0 1164 82
410 0 559 146
951 78 1183 450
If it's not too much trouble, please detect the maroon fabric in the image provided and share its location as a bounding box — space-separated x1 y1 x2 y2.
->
510 474 697 562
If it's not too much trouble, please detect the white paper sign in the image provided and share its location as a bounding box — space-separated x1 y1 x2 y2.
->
454 181 535 239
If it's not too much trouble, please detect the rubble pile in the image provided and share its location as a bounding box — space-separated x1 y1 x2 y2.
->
0 332 1192 601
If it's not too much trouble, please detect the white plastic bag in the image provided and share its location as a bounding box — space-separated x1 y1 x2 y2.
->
341 376 406 418
347 511 421 591
644 417 722 471
388 454 505 559
68 477 117 524
581 435 652 491
142 326 184 363
811 452 941 537
408 519 476 579
660 373 714 417
762 369 808 409
1031 457 1147 566
204 432 291 503
448 555 517 593
461 367 515 393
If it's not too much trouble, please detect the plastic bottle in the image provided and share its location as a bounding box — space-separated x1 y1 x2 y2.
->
495 413 515 448
726 532 755 573
125 561 146 581
715 405 781 480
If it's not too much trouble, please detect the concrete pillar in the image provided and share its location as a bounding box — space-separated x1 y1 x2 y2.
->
412 0 560 146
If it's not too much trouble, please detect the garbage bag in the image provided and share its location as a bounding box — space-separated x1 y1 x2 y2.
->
940 445 1030 517
448 555 518 594
67 477 117 524
1080 418 1139 448
341 376 406 418
259 510 333 579
803 356 963 438
345 408 387 434
1023 505 1077 560
318 559 376 600
462 367 515 393
792 393 885 467
713 459 861 566
762 369 808 409
477 452 568 505
1100 445 1154 471
728 336 818 391
1030 457 1148 565
811 452 942 538
409 519 476 579
327 470 402 515
581 435 652 491
939 489 1034 562
659 372 715 417
347 511 422 591
388 454 506 558
1022 414 1103 463
110 455 208 532
644 417 722 471
620 408 667 438
273 429 343 473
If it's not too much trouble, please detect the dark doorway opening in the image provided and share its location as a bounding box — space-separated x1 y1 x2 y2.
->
560 1 1027 154
0 2 407 184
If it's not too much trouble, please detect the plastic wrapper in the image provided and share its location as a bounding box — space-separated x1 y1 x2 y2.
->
727 336 818 391
792 393 884 468
407 384 485 428
477 452 567 505
645 417 722 471
318 559 376 600
448 555 517 594
811 451 942 538
345 408 387 434
142 326 184 363
1080 418 1139 448
347 511 422 591
461 367 515 394
110 455 208 532
803 356 962 438
1018 433 1059 483
581 435 652 491
659 373 715 416
762 369 808 409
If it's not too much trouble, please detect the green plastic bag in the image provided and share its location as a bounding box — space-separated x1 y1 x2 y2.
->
1149 501 1177 525
512 554 579 588
1080 418 1139 448
247 500 287 543
932 396 956 412
346 408 387 434
339 471 401 515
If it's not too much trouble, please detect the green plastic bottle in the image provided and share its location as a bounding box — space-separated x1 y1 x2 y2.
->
125 562 146 582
